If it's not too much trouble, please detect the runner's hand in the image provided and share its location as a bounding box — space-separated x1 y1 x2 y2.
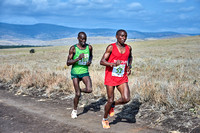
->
114 60 121 66
78 53 84 60
110 60 121 67
127 66 131 76
86 61 91 66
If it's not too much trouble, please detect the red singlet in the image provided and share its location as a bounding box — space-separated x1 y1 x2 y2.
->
104 43 130 86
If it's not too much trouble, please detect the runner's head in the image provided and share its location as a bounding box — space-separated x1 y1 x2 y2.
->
116 29 127 45
78 32 87 46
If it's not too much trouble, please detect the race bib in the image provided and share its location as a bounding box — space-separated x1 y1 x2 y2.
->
78 54 89 65
112 64 125 77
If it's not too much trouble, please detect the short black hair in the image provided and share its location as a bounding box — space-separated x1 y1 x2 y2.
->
78 32 87 37
116 29 127 36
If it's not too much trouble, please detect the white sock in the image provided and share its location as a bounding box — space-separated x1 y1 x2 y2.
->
103 118 108 121
72 109 77 113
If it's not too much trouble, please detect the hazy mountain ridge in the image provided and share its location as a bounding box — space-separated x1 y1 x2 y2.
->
0 22 198 46
0 22 80 40
1 22 193 39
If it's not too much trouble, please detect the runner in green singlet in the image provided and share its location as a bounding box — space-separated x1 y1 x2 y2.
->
67 32 93 119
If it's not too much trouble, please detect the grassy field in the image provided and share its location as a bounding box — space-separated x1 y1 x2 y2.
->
0 36 199 112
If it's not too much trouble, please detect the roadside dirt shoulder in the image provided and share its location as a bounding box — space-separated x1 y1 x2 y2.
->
0 82 199 133
0 87 165 133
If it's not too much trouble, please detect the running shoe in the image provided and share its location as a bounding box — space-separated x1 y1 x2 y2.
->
71 110 77 119
102 120 110 129
109 107 115 117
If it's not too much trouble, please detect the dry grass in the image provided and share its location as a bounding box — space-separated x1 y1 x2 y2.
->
0 36 200 112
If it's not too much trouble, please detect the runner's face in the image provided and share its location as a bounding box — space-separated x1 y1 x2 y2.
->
78 34 87 46
116 31 127 45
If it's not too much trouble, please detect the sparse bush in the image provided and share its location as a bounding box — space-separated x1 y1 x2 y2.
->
30 49 35 53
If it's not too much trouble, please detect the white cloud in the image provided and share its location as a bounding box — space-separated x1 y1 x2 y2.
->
32 0 49 10
32 0 48 4
127 2 143 11
69 0 89 5
180 6 195 12
3 0 28 6
179 14 189 19
91 0 104 3
128 2 142 8
0 15 38 24
1 0 199 34
165 6 195 13
161 0 186 3
164 27 200 33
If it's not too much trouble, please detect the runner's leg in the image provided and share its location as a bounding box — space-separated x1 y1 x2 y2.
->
115 82 130 105
104 85 115 118
72 78 81 110
81 76 92 93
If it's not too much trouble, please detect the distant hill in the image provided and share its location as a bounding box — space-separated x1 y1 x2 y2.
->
0 22 193 41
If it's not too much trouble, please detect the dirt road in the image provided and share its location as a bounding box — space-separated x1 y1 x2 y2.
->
0 87 166 133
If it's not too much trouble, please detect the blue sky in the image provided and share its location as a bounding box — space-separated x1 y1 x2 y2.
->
1 0 200 33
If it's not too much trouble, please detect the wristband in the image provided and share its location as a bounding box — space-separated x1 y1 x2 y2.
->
128 65 132 69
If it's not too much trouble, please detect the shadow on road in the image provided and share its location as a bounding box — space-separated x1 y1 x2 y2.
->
110 99 141 125
78 97 107 116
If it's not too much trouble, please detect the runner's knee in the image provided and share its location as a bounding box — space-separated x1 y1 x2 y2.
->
86 86 92 93
75 92 81 98
107 98 114 104
87 89 92 93
122 97 130 104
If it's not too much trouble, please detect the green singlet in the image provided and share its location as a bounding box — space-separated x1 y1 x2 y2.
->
71 44 90 76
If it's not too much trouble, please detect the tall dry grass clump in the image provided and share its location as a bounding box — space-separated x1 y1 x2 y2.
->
128 36 200 112
0 64 73 97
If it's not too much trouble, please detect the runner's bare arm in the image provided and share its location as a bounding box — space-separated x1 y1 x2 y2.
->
67 46 83 66
87 45 93 66
127 45 133 75
100 45 120 67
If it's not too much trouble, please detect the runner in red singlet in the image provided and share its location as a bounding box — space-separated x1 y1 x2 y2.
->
100 29 133 129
